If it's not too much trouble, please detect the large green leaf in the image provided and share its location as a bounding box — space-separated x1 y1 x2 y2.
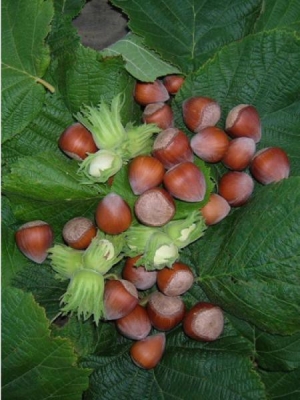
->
2 286 91 400
101 33 180 81
188 177 300 335
1 93 73 169
53 0 85 17
175 30 300 175
259 368 300 400
229 315 300 372
1 197 26 287
1 0 54 143
82 322 265 400
111 0 262 73
2 152 103 201
254 0 300 33
3 1 300 399
53 46 139 117
2 152 107 236
51 316 119 357
47 0 84 57
1 196 16 226
13 263 67 320
2 223 26 287
256 331 300 372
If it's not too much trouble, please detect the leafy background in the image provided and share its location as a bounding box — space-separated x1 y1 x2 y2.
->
2 0 300 399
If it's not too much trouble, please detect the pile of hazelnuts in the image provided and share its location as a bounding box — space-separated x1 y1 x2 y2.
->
106 257 220 370
15 74 291 370
15 217 223 370
134 76 290 219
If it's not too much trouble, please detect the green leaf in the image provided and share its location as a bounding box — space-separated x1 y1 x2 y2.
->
176 30 300 175
1 195 16 227
111 0 262 73
259 368 300 400
2 152 103 201
54 46 139 117
1 93 73 169
2 152 108 237
2 286 91 400
189 177 300 335
2 224 26 287
82 324 265 400
256 330 300 372
53 0 85 17
254 0 300 33
47 0 84 57
13 263 67 320
5 195 100 237
228 315 300 372
51 316 119 357
1 197 26 287
1 0 54 143
102 33 180 81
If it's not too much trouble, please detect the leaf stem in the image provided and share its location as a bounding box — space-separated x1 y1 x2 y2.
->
36 77 55 93
2 62 56 93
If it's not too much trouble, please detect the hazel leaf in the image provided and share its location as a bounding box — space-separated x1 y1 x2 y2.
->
1 93 73 169
81 322 265 400
2 152 103 201
102 32 180 81
2 286 91 400
176 30 300 175
228 315 300 372
1 0 54 142
190 177 300 335
53 46 138 117
53 0 85 17
254 0 300 33
1 198 26 287
13 263 67 321
259 368 300 400
111 0 262 73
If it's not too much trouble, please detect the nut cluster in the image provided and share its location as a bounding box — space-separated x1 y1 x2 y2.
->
134 76 290 224
114 258 224 369
15 74 291 371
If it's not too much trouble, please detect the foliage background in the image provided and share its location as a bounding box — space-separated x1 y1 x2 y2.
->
2 0 300 399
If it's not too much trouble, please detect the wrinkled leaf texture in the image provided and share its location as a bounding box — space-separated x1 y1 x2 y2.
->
1 0 54 143
228 315 300 372
111 0 263 73
259 368 300 400
82 322 266 400
191 178 300 335
3 0 300 399
175 30 300 175
2 286 91 400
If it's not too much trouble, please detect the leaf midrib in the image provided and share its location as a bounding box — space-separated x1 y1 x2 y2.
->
2 62 55 93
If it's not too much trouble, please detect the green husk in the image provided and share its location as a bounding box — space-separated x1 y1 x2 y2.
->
75 94 127 150
48 245 84 280
82 231 125 274
122 122 161 159
135 231 179 270
77 149 123 183
124 224 158 256
60 268 105 325
163 211 207 248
